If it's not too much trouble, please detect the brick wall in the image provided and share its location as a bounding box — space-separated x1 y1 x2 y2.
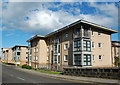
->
63 67 120 79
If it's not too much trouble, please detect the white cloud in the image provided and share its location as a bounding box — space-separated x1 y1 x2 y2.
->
1 2 118 35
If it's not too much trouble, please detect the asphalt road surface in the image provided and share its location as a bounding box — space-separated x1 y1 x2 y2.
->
2 64 105 85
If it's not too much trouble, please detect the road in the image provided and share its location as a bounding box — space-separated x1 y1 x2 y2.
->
2 64 102 85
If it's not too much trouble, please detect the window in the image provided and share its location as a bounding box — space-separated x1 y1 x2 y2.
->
75 28 80 35
64 55 68 61
26 52 28 54
17 52 20 55
92 42 95 48
26 57 28 59
98 43 102 48
34 48 39 52
58 56 60 63
34 48 36 52
36 48 39 52
54 55 57 64
83 54 91 66
55 38 60 44
99 55 102 60
58 45 60 53
64 44 68 50
65 33 68 38
18 47 21 50
93 55 94 60
98 32 101 35
92 29 94 35
84 28 89 37
54 44 57 53
83 40 91 51
74 54 81 66
29 56 32 60
64 33 68 40
34 56 38 60
74 41 81 51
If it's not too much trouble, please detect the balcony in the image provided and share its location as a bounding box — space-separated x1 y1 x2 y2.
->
73 32 82 39
83 32 91 39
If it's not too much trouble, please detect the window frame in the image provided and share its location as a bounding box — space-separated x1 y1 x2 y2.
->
92 42 95 48
83 40 91 52
83 54 91 66
99 55 102 60
91 29 94 36
64 43 68 50
64 55 68 61
74 40 81 51
98 43 102 48
74 54 81 66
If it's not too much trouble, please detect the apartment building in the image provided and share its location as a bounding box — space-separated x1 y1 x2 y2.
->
27 20 118 70
11 45 28 66
112 41 120 66
1 48 13 63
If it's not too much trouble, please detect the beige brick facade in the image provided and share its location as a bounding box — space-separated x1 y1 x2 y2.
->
27 20 118 71
2 45 28 66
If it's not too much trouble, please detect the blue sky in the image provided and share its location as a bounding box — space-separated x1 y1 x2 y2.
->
1 1 119 49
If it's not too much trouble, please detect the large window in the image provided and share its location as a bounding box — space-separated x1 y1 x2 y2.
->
74 54 81 66
83 54 91 66
84 28 89 37
75 28 80 35
74 40 81 51
65 33 68 39
54 44 57 53
83 40 91 51
54 55 57 64
53 55 60 64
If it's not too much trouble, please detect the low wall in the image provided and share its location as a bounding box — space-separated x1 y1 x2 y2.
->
63 67 120 79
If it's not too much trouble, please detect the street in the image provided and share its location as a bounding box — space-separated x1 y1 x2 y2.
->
2 64 98 85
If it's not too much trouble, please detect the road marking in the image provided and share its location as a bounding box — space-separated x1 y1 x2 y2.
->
17 77 25 81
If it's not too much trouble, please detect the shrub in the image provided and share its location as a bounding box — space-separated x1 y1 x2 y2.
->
21 64 32 69
3 63 15 65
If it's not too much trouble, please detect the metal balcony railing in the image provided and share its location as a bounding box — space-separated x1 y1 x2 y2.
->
83 32 91 38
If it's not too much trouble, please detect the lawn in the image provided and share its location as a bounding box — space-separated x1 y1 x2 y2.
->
38 70 62 75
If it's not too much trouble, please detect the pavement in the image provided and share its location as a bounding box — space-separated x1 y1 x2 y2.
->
2 64 120 85
12 65 120 84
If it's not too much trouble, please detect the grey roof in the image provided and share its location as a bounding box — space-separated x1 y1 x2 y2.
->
27 19 118 41
11 45 28 49
46 19 118 37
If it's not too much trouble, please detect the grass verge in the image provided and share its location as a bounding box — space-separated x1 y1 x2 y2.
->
38 70 62 75
3 62 15 65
